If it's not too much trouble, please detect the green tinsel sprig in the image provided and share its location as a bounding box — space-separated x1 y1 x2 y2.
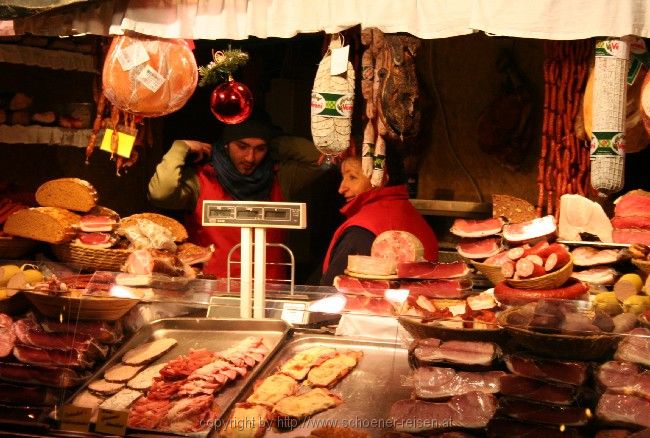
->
198 49 249 87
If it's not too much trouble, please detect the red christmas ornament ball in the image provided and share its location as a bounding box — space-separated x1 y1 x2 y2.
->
210 80 254 124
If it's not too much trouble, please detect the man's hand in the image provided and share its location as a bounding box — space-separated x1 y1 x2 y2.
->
184 140 212 164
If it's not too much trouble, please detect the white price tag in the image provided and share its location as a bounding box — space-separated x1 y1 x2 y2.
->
136 64 166 93
117 42 149 71
330 45 350 75
281 302 306 325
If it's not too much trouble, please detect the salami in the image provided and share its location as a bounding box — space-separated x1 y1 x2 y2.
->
494 279 589 306
103 35 198 117
370 230 424 263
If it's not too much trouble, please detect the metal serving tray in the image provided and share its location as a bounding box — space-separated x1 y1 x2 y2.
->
218 333 412 438
61 317 291 437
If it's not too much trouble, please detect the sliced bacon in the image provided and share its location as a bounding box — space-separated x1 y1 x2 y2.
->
504 354 588 386
412 338 498 367
597 393 650 428
614 328 650 367
412 367 504 400
127 397 172 430
499 374 578 405
159 348 218 380
333 275 396 296
503 215 557 244
147 378 183 400
498 397 591 426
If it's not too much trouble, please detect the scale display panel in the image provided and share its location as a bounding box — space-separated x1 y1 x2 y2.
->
202 200 307 229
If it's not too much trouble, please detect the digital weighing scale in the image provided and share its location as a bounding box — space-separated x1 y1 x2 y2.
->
202 200 308 319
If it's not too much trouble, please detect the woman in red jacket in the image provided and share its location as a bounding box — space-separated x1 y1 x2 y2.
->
320 154 439 285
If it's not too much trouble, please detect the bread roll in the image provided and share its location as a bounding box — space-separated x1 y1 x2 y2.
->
36 178 98 212
4 207 80 244
119 213 188 243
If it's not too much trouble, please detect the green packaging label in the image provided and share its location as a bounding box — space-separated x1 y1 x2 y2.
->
311 91 354 118
591 132 626 157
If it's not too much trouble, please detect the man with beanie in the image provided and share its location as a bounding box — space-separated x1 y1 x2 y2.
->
148 114 287 279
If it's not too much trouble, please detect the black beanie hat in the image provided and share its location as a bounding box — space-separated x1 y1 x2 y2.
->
220 114 282 145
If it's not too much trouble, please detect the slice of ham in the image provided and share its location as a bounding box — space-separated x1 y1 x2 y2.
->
0 313 15 358
571 266 618 285
333 275 395 296
596 361 650 400
504 354 588 386
456 237 501 259
76 232 114 249
389 392 497 432
503 215 557 244
401 279 472 299
558 194 613 242
371 230 424 263
614 189 650 217
450 217 504 238
412 366 504 400
14 318 107 358
613 229 650 245
597 393 650 428
79 215 117 232
499 374 577 405
615 328 650 367
40 319 122 344
412 338 499 367
571 246 620 266
397 261 469 279
484 250 511 266
13 344 93 369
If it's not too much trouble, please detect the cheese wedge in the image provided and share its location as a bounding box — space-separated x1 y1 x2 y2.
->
247 374 298 407
279 347 337 381
273 388 342 421
306 351 363 388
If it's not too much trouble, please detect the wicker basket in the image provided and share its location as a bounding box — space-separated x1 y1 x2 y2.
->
0 237 38 259
52 242 131 272
497 308 620 360
398 315 507 343
23 290 139 321
632 259 650 275
505 256 574 290
470 260 505 286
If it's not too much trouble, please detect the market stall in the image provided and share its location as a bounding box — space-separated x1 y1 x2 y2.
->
2 0 650 437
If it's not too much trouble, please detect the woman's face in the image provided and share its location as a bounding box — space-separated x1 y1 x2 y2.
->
339 158 373 202
227 137 268 175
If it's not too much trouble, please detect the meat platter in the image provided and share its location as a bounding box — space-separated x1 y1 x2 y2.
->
219 333 412 437
60 318 291 437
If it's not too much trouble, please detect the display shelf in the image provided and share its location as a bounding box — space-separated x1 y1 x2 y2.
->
0 43 97 72
410 198 492 217
0 124 93 148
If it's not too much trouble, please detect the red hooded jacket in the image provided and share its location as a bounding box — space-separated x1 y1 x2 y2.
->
322 185 438 272
185 163 287 279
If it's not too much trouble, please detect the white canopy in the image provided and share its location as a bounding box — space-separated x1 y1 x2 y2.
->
6 0 650 40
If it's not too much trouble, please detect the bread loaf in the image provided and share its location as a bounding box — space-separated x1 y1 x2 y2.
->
104 363 143 383
4 207 80 244
492 194 537 224
122 338 177 366
36 178 98 212
119 213 188 243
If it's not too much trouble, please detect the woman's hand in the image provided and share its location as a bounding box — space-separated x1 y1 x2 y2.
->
184 140 212 163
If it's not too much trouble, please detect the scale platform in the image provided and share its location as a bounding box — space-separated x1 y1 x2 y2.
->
206 293 340 327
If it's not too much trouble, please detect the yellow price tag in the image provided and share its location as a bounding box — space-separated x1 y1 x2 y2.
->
59 404 92 432
100 128 136 159
95 408 128 436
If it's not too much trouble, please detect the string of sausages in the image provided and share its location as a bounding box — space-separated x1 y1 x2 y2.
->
536 40 593 218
